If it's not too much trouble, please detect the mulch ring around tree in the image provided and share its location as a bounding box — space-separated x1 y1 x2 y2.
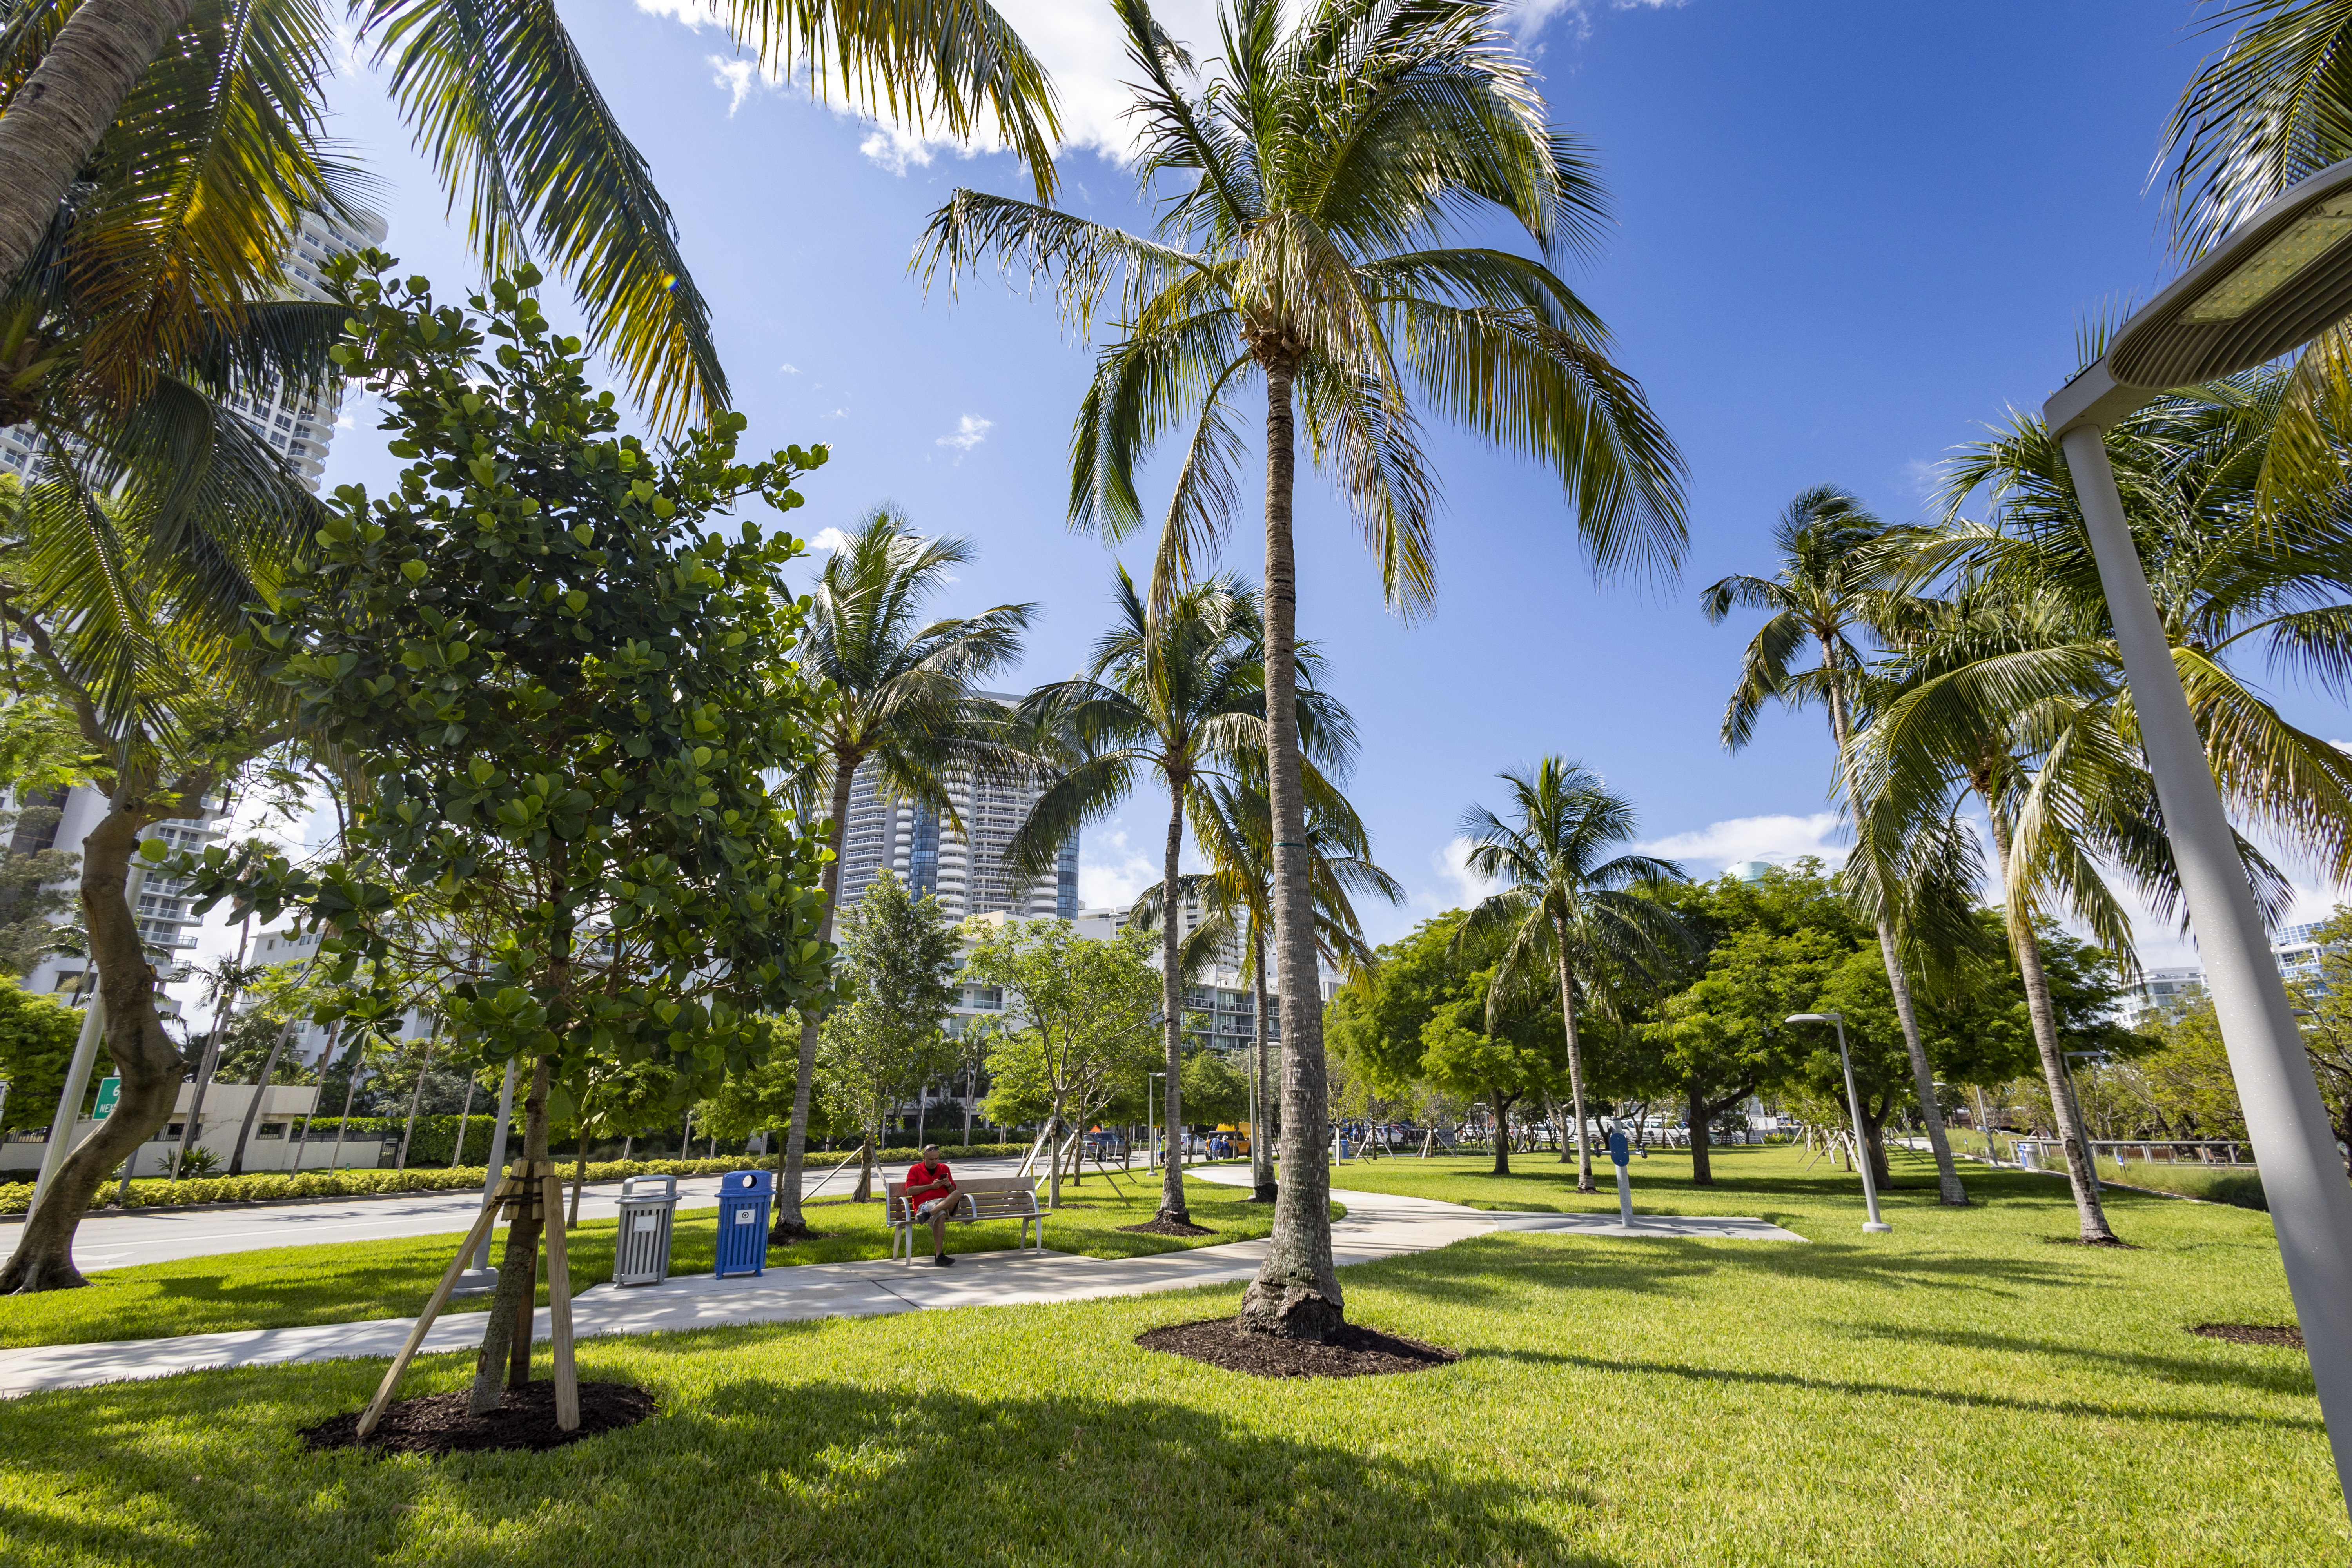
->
1118 1217 1218 1238
1138 1317 1461 1379
2189 1322 2305 1349
302 1381 657 1457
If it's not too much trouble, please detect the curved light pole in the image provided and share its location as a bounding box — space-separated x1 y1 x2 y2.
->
1788 1012 1892 1233
2042 156 2352 1518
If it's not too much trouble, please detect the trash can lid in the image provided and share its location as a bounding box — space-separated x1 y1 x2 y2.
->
723 1168 774 1196
621 1174 680 1200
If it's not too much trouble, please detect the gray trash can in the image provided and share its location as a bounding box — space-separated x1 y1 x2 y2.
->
614 1174 681 1287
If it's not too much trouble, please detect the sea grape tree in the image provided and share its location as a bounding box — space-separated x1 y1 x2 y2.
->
171 256 838 1410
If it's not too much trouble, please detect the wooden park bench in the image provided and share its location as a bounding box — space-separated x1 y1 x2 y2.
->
885 1174 1045 1263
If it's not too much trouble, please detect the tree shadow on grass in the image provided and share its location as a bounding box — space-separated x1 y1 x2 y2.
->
0 1347 1617 1568
1841 1323 2317 1397
1356 1232 2107 1312
1479 1347 2322 1434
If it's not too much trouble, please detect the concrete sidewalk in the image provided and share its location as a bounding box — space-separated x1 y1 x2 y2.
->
0 1167 1801 1398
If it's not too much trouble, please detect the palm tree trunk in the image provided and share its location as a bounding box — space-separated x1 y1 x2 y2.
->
1156 781 1190 1223
0 0 189 291
227 1014 299 1176
1987 813 2118 1241
1250 926 1276 1201
1241 358 1342 1340
776 757 857 1238
1552 917 1596 1193
1824 657 1967 1206
396 1018 443 1171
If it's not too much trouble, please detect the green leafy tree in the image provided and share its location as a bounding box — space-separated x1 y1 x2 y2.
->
1417 1002 1559 1177
1180 1047 1249 1127
1459 757 1688 1191
771 506 1033 1235
817 872 958 1200
922 0 1688 1341
964 917 1162 1207
1014 568 1348 1222
0 978 95 1134
169 258 836 1413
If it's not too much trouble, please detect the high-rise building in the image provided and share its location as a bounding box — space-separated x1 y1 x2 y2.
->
833 701 1077 922
0 206 387 490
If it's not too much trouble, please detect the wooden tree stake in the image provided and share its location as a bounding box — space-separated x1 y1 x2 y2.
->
355 1187 510 1439
542 1172 579 1430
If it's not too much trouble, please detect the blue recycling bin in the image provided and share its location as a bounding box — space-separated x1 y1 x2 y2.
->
714 1168 774 1278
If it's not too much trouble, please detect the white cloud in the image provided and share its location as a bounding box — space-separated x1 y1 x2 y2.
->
779 362 800 375
708 56 762 117
1079 826 1160 909
1507 0 1685 45
937 413 993 452
806 526 850 552
1900 456 1941 501
1636 812 1846 875
1404 837 1500 919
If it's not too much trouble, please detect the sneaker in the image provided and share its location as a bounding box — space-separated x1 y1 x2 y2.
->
934 1253 955 1267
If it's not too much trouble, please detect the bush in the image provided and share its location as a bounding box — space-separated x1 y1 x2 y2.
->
0 1142 1047 1215
2107 1160 2268 1210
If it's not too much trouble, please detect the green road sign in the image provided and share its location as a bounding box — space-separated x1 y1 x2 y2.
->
91 1076 120 1120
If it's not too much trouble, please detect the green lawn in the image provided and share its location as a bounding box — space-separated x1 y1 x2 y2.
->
0 1174 1305 1351
0 1146 2336 1564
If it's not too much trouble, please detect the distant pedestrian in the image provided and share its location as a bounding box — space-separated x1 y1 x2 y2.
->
903 1145 960 1267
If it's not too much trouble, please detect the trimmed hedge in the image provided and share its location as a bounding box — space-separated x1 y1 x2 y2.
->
0 1142 1047 1216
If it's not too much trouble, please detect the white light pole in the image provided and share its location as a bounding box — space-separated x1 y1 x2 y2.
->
1788 1012 1891 1233
2040 156 2352 1519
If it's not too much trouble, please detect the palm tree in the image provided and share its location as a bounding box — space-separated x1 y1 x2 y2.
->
1142 769 1401 1201
0 0 1060 428
1701 486 1971 1207
1457 758 1688 1193
0 482 302 1290
1009 568 1351 1224
768 507 1034 1238
920 0 1686 1341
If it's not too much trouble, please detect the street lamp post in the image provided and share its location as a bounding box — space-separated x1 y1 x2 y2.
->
1788 1013 1892 1233
2040 156 2352 1516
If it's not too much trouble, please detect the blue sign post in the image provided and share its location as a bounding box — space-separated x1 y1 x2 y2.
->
1606 1125 1634 1227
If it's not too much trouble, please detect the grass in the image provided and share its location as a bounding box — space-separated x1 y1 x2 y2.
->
0 1174 1310 1351
0 1146 2336 1564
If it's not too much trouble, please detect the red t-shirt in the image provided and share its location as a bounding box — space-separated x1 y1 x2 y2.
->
905 1160 955 1206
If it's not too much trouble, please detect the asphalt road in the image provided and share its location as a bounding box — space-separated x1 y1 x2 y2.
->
23 1153 1042 1273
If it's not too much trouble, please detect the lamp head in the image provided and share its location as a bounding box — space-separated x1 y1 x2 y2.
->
2049 156 2352 433
1784 1012 1842 1025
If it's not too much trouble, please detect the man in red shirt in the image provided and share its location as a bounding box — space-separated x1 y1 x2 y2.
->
903 1145 961 1266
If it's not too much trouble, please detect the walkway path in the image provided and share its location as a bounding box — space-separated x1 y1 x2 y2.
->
0 1164 1802 1398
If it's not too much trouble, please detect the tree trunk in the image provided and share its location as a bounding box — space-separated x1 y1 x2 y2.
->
1490 1090 1512 1175
292 1019 341 1170
468 1052 550 1414
1552 919 1596 1193
1250 926 1276 1201
776 757 857 1238
454 1073 479 1167
1988 813 2117 1241
1824 639 1967 1207
1241 357 1342 1340
0 0 191 292
1156 779 1189 1223
1047 1099 1067 1208
1858 1102 1891 1189
853 1130 874 1202
396 1018 443 1171
1 789 191 1291
227 1014 299 1176
1688 1082 1713 1185
326 1044 365 1172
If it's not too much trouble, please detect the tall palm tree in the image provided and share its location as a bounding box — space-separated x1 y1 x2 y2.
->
768 507 1034 1238
1010 568 1351 1224
1142 769 1401 1201
921 0 1686 1340
1458 758 1687 1193
1702 486 1970 1206
0 0 1060 428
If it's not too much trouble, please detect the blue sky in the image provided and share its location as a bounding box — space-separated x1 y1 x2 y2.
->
176 0 2349 1005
